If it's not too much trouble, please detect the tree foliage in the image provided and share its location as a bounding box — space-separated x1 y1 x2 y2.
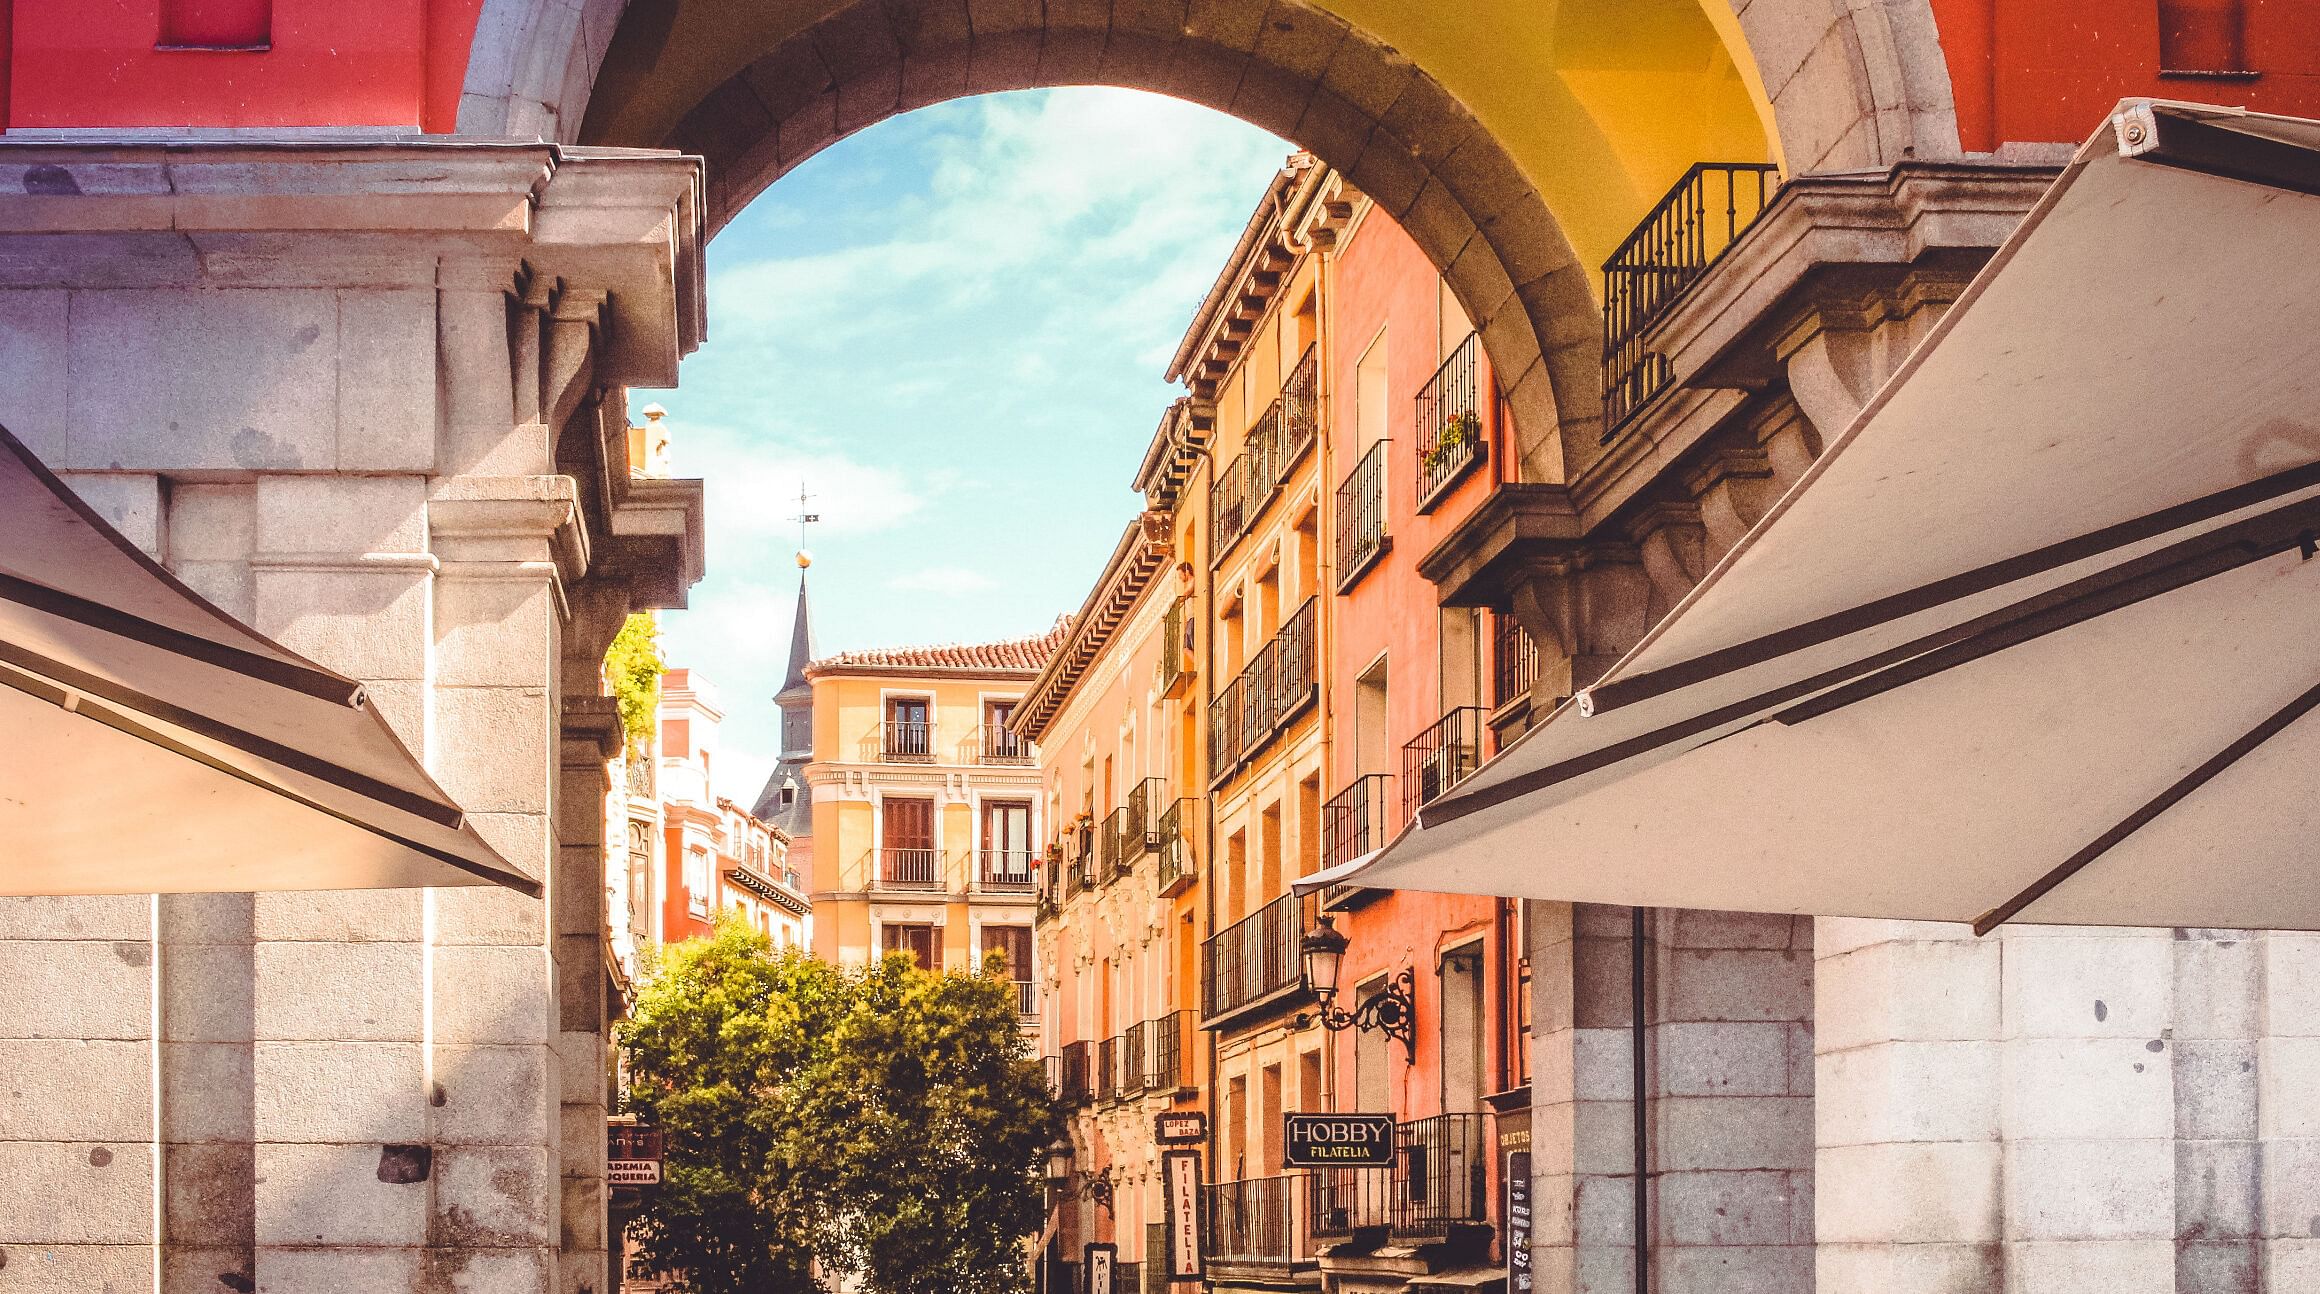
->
604 612 664 752
621 920 1062 1294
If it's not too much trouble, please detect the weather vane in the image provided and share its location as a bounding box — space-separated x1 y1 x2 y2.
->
791 481 818 569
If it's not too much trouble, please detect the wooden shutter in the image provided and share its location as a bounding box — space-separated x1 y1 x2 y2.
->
882 797 934 850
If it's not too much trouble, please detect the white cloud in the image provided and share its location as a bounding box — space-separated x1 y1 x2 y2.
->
885 566 1002 595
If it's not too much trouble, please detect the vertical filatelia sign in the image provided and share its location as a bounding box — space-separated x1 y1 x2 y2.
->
1087 1242 1117 1294
1163 1150 1204 1280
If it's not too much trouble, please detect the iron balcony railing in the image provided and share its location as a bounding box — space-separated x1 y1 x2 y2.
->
1279 343 1319 468
1402 707 1487 822
1334 438 1390 589
1119 1020 1151 1099
1158 597 1191 695
1415 332 1485 510
877 847 943 890
1125 777 1164 856
1492 613 1539 712
1204 1174 1312 1266
1309 1163 1395 1238
1396 1113 1489 1235
1096 1036 1120 1103
882 718 934 762
1323 773 1394 871
1042 1054 1062 1098
979 723 1032 764
1156 798 1196 893
1014 980 1038 1016
1072 819 1098 892
1207 598 1319 786
1602 162 1780 434
1145 1009 1191 1090
1101 806 1132 884
1208 673 1246 784
1202 891 1317 1021
980 847 1036 891
1061 1040 1092 1106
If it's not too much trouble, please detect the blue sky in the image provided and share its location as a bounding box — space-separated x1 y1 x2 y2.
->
645 88 1288 800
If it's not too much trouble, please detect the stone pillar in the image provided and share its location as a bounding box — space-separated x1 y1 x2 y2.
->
2261 931 2320 1287
0 895 157 1289
1529 902 1644 1294
557 690 624 1294
1813 917 2002 1291
1650 909 1813 1292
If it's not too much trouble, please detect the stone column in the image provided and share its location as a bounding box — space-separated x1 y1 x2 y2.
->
557 686 624 1294
425 475 582 1288
1813 917 2002 1291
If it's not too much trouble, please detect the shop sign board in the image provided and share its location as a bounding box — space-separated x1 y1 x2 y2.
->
1086 1243 1116 1294
1163 1150 1204 1280
1282 1113 1395 1167
1506 1150 1533 1294
1154 1111 1207 1144
608 1122 664 1186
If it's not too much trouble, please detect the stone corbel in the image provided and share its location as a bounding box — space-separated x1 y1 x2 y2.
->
543 283 609 437
1625 501 1708 621
1682 445 1778 557
1503 544 1650 694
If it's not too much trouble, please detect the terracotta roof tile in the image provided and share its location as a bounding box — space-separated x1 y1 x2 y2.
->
808 616 1070 677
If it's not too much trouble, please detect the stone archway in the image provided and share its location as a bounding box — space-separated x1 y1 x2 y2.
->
455 0 1966 468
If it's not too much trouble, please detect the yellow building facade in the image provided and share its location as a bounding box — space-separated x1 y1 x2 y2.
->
802 627 1066 1014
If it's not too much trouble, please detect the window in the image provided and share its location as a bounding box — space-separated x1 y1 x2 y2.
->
982 800 1034 886
1354 657 1389 777
159 0 270 49
885 696 931 759
984 699 1027 761
1355 331 1389 454
684 847 710 917
881 797 937 888
1439 945 1486 1113
983 924 1033 981
883 923 941 967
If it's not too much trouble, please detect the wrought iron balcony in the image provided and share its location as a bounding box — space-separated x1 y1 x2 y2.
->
1395 1113 1489 1235
1321 772 1396 911
1602 161 1780 435
882 718 934 762
1402 707 1487 822
877 847 943 891
1117 1020 1150 1099
1204 1174 1313 1266
1125 777 1164 857
1096 1036 1120 1103
1334 437 1391 589
1492 613 1540 714
979 847 1036 892
1207 598 1319 787
1060 1040 1092 1106
1279 343 1319 468
978 723 1032 765
623 752 655 799
1144 1009 1192 1091
1101 806 1132 884
1158 596 1192 697
1202 891 1316 1022
1156 798 1196 895
1014 980 1038 1017
1415 332 1485 510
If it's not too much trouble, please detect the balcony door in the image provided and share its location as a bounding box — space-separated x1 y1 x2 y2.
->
882 796 936 888
886 695 931 759
982 924 1032 981
983 799 1033 885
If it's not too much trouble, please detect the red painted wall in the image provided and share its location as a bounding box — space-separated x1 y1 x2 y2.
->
1323 204 1514 1136
4 0 483 131
1933 0 2320 151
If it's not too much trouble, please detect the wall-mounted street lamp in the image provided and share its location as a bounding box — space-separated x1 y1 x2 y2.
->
1046 1138 1116 1215
1298 914 1417 1062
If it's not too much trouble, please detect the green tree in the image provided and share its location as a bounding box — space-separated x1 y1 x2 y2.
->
620 918 839 1294
604 612 664 752
620 924 1062 1294
800 950 1062 1294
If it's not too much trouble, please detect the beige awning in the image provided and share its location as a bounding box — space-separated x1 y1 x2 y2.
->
1310 101 2320 933
0 425 538 896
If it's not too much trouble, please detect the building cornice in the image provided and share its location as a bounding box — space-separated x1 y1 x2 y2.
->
1014 513 1172 742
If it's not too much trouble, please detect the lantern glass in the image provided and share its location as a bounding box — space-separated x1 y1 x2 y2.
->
1300 916 1348 1004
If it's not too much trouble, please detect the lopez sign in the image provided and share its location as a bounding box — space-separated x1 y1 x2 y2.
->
1283 1113 1395 1167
